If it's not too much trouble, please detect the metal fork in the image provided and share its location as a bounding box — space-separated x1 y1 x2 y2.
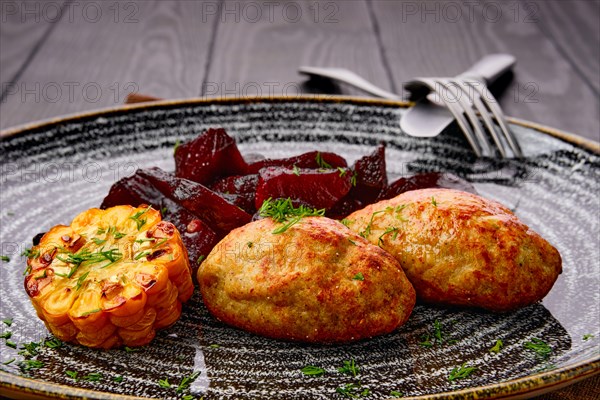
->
405 76 523 158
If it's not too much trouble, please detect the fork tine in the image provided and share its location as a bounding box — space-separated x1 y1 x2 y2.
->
418 78 483 157
460 80 507 158
466 81 524 158
438 79 494 157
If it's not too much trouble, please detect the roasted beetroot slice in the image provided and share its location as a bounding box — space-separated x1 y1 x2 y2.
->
255 167 352 210
100 171 219 267
101 171 163 209
210 174 259 214
379 172 477 200
350 144 387 203
326 197 364 220
247 151 347 174
164 200 219 273
174 128 248 185
138 167 251 235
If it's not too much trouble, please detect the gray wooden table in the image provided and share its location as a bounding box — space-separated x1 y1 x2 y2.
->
1 0 598 142
0 0 599 398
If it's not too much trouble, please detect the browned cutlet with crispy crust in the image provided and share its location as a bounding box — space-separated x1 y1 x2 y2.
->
198 217 416 343
346 188 562 312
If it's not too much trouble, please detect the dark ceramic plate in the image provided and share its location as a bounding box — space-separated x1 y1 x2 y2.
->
0 97 598 400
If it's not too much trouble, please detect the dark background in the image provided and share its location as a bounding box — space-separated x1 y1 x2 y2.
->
0 0 598 142
0 0 598 398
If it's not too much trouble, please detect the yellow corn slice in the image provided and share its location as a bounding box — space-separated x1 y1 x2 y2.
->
24 205 193 349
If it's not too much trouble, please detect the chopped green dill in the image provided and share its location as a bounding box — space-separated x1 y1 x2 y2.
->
57 247 122 277
113 375 124 383
65 370 78 380
18 341 41 357
83 372 103 382
113 231 126 239
2 316 13 326
359 209 387 238
134 251 150 260
96 228 106 235
347 238 356 246
21 248 40 259
152 238 168 249
34 270 48 280
161 206 168 216
45 338 63 349
197 255 205 265
0 255 9 262
336 382 369 398
19 359 44 371
340 218 353 227
158 377 172 388
247 242 253 248
0 331 12 339
378 226 399 246
338 359 359 377
524 338 552 358
259 198 325 234
176 371 201 393
431 196 437 206
300 365 325 376
6 340 17 349
174 139 181 154
135 238 155 244
91 238 106 246
292 165 301 176
352 273 364 281
448 363 476 381
2 358 15 365
490 339 503 354
181 395 195 400
208 344 220 348
419 319 453 347
129 206 152 230
583 334 595 341
418 333 433 347
81 309 101 317
124 346 138 353
315 152 332 169
390 390 404 397
76 271 90 290
338 167 348 177
350 171 358 187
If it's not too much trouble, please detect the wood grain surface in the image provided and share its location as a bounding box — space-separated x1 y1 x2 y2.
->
1 0 598 142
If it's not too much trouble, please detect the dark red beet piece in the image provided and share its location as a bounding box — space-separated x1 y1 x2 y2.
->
138 167 252 236
101 171 163 210
100 170 219 269
326 197 364 220
247 151 347 174
350 144 387 203
174 128 248 185
379 172 477 200
210 174 259 214
254 167 352 210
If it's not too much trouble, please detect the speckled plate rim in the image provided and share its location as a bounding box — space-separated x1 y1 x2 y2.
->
0 95 599 400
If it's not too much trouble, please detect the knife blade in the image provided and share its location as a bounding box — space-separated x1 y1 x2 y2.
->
400 54 516 138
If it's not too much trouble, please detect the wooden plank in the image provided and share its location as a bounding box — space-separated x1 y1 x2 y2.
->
529 0 599 94
0 0 66 99
203 0 392 99
370 0 600 141
0 0 215 130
